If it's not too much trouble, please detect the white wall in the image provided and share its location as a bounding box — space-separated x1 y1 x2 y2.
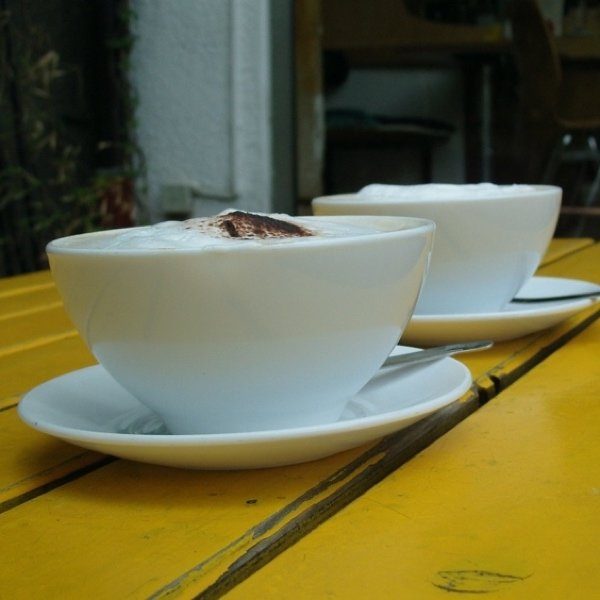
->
131 0 294 221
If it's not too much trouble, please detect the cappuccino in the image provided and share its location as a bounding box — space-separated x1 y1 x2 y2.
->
313 185 562 314
56 210 386 251
359 183 538 201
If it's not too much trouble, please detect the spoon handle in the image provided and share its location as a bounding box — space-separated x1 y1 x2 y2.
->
382 340 493 369
512 290 600 303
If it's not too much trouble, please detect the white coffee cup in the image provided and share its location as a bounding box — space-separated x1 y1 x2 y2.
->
313 184 561 315
47 214 434 434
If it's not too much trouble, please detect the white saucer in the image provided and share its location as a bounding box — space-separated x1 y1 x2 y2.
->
403 276 599 346
18 347 471 470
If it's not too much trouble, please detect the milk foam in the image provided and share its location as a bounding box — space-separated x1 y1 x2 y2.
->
61 211 382 250
359 183 538 201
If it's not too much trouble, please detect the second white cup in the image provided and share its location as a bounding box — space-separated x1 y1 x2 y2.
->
313 184 562 315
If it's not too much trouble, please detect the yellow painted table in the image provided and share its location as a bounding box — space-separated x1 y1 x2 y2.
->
0 239 598 599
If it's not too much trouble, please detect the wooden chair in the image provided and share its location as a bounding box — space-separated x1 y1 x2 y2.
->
507 0 600 234
324 109 453 192
321 0 503 57
294 0 504 208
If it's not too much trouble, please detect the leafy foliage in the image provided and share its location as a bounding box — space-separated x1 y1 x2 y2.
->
0 1 141 275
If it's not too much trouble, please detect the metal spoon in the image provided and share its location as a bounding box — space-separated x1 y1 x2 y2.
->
512 290 600 303
382 340 493 369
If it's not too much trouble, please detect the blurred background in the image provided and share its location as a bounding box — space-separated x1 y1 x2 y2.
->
2 0 600 276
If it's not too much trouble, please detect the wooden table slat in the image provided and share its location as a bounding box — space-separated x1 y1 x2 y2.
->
0 270 53 295
0 335 95 402
537 237 594 266
0 308 75 352
0 285 62 317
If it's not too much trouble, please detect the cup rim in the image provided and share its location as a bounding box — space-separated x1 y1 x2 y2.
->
46 215 435 257
313 184 562 207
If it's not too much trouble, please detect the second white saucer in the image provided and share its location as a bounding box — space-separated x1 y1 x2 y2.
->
403 276 599 346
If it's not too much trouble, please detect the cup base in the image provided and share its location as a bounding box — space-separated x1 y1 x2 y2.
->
158 404 347 435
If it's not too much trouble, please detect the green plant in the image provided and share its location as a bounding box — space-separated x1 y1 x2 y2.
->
0 0 144 276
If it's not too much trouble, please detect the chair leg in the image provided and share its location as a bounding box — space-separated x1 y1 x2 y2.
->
571 136 599 234
542 131 600 236
569 134 600 235
542 133 569 184
583 135 600 207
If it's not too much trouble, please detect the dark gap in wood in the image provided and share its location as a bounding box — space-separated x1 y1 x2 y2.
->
488 374 503 398
146 426 430 600
495 307 600 393
0 455 115 515
190 397 479 600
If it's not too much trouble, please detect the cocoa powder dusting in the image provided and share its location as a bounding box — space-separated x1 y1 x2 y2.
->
214 211 313 239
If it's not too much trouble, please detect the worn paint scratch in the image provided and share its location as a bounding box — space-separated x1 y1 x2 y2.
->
432 570 530 594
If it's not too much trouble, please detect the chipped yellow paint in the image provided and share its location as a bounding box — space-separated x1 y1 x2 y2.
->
0 446 380 599
147 444 408 599
229 319 600 599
